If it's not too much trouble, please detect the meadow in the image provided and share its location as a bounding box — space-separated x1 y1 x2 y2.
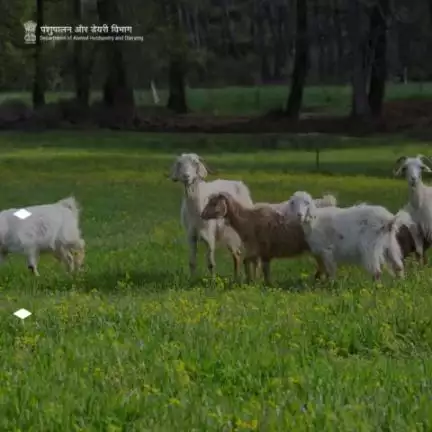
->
1 130 432 430
2 81 432 116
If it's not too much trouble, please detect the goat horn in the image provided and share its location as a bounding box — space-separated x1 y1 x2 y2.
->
393 155 407 176
395 155 407 165
418 154 432 168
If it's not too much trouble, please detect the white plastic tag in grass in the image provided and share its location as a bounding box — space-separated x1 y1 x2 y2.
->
13 309 32 320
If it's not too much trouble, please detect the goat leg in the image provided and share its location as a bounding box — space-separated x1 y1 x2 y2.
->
231 249 241 281
188 232 198 277
26 250 40 277
243 257 253 283
321 251 337 281
313 255 327 280
262 259 271 286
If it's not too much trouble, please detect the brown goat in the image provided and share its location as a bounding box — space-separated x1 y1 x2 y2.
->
201 192 324 285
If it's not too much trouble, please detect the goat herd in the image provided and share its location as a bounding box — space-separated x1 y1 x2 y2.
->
170 153 432 285
0 152 430 285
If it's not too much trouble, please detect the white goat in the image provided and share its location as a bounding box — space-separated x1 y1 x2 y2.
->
393 154 432 264
169 153 253 278
0 197 85 276
289 191 407 281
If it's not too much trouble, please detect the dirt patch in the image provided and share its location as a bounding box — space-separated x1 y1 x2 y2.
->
1 98 432 136
382 99 432 131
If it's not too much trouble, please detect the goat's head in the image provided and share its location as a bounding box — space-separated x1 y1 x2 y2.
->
287 191 314 223
201 192 230 220
169 153 213 185
393 154 432 187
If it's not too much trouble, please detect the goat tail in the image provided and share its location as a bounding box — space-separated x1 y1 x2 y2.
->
371 212 407 276
368 214 404 275
58 196 80 217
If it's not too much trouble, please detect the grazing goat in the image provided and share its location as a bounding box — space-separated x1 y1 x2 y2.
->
170 153 253 279
201 191 323 285
255 193 337 215
0 196 85 276
289 191 408 281
393 154 432 264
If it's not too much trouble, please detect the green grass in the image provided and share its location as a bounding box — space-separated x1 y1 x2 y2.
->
2 81 432 116
1 131 432 430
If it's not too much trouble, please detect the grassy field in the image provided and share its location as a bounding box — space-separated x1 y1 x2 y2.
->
1 131 432 430
1 81 432 116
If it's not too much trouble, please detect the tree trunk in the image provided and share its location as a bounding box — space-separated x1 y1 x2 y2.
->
368 0 389 117
348 0 370 119
222 0 239 59
32 0 45 108
272 5 288 80
333 0 344 82
396 23 410 83
286 0 309 118
429 0 432 27
256 6 271 82
314 0 325 82
166 1 188 113
427 0 432 77
73 0 89 107
96 0 134 108
167 57 187 113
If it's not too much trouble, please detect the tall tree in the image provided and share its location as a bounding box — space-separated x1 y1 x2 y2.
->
166 0 188 113
97 0 134 108
73 0 89 106
32 0 45 108
286 0 309 118
368 0 390 117
254 1 271 82
332 0 344 82
348 0 371 119
167 57 187 113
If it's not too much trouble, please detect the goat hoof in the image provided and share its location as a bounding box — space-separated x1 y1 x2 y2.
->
28 265 39 277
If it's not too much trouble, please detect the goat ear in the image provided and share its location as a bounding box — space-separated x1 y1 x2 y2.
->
198 157 215 175
169 161 179 181
195 159 207 179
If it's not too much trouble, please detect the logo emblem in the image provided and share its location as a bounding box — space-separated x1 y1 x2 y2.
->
23 20 37 44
